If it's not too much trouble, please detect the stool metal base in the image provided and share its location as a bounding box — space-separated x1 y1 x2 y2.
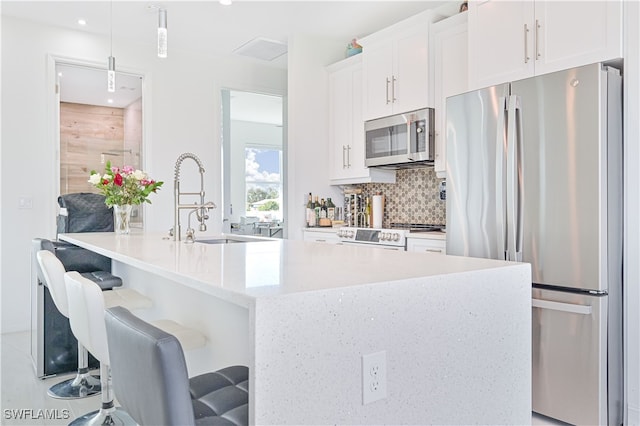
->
47 372 101 399
69 406 136 426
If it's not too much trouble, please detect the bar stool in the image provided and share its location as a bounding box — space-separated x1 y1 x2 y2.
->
36 250 152 400
63 271 207 425
105 306 249 425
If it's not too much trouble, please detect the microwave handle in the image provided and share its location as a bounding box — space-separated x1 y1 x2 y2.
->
407 120 424 161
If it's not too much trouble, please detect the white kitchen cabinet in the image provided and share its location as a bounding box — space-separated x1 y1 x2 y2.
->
327 56 395 185
303 229 340 244
360 10 443 121
431 12 468 178
406 237 446 255
468 0 622 90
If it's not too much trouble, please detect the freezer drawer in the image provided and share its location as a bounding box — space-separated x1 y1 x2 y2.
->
532 288 608 425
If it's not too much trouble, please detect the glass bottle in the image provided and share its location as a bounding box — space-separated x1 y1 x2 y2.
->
327 198 335 221
314 196 321 226
306 193 313 227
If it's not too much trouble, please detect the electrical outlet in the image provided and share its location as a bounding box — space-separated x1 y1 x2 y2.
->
362 350 387 404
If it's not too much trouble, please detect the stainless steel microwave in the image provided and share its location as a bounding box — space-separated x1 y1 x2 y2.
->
364 108 434 168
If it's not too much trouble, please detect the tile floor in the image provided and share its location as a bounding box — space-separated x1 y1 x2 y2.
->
2 331 564 425
1 332 99 425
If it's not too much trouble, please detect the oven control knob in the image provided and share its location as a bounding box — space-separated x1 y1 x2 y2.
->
392 233 400 241
380 232 388 241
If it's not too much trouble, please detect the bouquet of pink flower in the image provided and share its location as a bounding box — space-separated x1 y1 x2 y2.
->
88 161 163 207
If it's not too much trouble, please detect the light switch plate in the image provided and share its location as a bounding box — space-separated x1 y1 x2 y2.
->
18 197 33 209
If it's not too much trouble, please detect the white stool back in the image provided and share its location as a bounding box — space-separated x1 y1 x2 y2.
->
37 250 70 317
65 271 110 365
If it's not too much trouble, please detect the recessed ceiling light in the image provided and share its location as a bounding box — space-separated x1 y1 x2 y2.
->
107 99 114 104
58 72 63 77
219 0 232 5
77 18 87 26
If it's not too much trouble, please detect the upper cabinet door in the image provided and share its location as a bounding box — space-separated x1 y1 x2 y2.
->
361 11 436 121
393 25 431 115
328 64 355 181
534 1 622 76
431 13 468 178
468 0 622 90
362 41 394 121
468 0 535 89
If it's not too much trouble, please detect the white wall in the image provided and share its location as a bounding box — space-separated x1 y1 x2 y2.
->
0 15 286 333
624 2 640 423
286 35 345 240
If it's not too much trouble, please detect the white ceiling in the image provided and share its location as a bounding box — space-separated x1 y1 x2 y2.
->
3 1 449 119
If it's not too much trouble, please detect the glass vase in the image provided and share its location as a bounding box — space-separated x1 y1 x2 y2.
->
113 204 133 234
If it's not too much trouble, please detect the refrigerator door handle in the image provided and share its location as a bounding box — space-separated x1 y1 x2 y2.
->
495 96 508 260
506 95 520 262
532 298 593 315
515 96 524 262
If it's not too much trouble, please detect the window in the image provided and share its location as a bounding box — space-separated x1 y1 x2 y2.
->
245 147 282 222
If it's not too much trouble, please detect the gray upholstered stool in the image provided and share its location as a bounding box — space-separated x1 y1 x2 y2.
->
105 306 249 426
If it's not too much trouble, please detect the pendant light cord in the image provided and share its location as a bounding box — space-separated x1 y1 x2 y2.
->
110 1 113 56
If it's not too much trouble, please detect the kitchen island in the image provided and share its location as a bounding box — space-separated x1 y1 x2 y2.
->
59 231 531 425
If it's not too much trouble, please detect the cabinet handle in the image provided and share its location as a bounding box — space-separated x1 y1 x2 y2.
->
342 145 347 169
315 239 327 243
535 19 541 59
425 249 443 253
392 75 397 103
347 145 352 168
385 77 391 104
523 24 530 63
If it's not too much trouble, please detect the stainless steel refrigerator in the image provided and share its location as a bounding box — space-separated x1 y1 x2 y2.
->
445 63 623 425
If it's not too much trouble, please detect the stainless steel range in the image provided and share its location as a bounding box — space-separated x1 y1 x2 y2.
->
337 227 407 250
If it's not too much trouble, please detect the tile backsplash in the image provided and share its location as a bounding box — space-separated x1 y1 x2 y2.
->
348 168 446 228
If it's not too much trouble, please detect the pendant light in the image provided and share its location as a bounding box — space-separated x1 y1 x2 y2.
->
107 1 116 92
158 8 167 58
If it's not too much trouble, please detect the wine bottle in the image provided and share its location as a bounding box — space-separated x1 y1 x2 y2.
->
306 193 313 227
320 198 327 219
314 196 321 226
327 197 335 221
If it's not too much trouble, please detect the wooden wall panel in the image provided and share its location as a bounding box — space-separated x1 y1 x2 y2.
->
60 102 125 195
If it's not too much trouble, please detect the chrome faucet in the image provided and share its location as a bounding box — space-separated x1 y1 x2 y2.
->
172 153 217 241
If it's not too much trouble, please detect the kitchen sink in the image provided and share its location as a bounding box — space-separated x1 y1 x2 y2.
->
196 238 269 244
197 238 247 244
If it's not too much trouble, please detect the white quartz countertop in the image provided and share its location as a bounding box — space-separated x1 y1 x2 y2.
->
59 231 517 307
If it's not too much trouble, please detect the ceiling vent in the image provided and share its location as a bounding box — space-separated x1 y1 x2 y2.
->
233 37 287 61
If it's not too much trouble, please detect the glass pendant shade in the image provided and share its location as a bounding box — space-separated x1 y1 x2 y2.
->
107 56 116 92
158 9 167 58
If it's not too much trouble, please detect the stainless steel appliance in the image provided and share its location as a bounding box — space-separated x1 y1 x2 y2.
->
337 227 407 251
445 63 622 425
364 108 434 168
389 222 445 233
